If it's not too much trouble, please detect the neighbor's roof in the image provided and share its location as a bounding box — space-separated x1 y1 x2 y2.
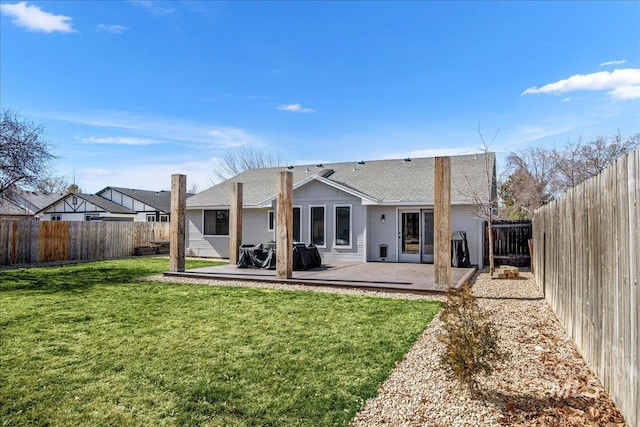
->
187 153 496 208
11 191 66 214
0 197 31 216
37 193 136 215
97 187 194 213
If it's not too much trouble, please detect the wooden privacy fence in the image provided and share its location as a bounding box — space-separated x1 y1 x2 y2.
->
484 220 532 267
533 147 638 427
0 220 171 266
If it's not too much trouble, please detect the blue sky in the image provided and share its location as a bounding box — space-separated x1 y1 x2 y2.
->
1 1 639 193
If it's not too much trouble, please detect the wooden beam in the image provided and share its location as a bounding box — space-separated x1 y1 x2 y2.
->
228 182 243 265
276 171 293 279
169 174 186 272
434 156 451 290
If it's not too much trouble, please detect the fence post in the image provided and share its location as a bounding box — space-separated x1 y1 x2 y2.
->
170 174 186 272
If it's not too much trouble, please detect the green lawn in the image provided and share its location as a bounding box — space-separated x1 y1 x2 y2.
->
0 258 440 427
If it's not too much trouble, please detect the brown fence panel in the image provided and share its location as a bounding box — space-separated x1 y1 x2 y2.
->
533 147 639 427
0 220 171 266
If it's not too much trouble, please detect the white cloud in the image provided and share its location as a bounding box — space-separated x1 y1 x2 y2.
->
277 103 314 113
561 97 571 103
37 110 260 148
0 1 74 33
97 24 128 34
600 59 626 67
81 136 161 145
129 0 176 16
522 68 640 100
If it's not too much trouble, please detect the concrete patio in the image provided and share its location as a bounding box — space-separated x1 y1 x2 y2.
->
163 262 477 294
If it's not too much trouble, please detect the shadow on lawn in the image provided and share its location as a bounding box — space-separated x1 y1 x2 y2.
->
0 264 160 294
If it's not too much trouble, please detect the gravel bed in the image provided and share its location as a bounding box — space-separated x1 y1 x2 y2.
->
144 271 626 426
351 271 627 426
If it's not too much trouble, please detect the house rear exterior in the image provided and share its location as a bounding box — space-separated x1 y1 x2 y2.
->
186 153 496 267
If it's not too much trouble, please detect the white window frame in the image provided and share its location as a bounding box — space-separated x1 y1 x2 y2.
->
146 214 156 222
267 210 274 231
293 205 302 242
309 204 326 248
334 204 353 249
203 209 230 237
51 214 62 221
159 214 169 222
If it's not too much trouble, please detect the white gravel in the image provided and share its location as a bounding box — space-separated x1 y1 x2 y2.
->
143 270 626 426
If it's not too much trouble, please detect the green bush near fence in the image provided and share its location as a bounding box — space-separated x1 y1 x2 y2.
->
0 258 440 426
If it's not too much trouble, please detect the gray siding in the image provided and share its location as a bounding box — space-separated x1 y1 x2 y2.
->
367 205 484 266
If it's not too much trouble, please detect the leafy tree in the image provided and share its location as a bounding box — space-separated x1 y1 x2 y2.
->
212 147 288 183
1 109 56 196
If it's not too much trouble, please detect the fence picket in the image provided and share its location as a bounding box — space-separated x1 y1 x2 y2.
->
533 148 639 427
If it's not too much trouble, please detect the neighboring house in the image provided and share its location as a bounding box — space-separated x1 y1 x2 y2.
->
0 197 32 220
37 193 137 221
186 153 496 266
96 187 175 222
0 191 65 220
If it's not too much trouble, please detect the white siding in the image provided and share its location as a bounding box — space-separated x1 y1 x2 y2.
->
451 205 484 268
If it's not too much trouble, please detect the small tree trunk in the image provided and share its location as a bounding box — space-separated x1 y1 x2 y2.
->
488 221 495 275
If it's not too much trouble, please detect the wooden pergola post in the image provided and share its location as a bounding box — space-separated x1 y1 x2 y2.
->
434 157 451 290
276 171 293 279
228 182 243 265
170 174 186 272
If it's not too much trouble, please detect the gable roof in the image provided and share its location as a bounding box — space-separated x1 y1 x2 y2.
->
0 197 31 216
98 187 171 213
37 193 137 215
97 187 193 213
8 191 66 214
187 153 496 208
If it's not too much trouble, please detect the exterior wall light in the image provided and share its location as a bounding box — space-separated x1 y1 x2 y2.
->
381 214 385 223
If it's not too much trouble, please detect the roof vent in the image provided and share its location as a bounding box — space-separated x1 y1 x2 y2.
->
358 160 365 165
287 165 294 169
316 163 323 168
404 158 412 162
318 169 334 178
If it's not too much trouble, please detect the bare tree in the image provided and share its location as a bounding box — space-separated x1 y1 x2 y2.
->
211 147 288 183
1 109 56 196
502 147 557 218
552 132 639 192
457 125 499 275
35 175 68 194
502 132 639 218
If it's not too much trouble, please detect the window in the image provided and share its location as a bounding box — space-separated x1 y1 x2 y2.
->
270 207 301 241
146 214 156 222
159 214 169 222
267 210 274 231
293 207 301 242
335 205 352 247
51 215 62 221
310 206 325 246
204 209 229 235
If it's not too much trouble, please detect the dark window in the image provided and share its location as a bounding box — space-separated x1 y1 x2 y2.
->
293 207 301 242
335 206 351 246
310 206 325 246
204 210 229 235
268 211 274 231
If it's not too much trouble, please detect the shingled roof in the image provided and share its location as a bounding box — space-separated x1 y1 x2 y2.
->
37 193 136 215
100 187 174 213
187 153 496 208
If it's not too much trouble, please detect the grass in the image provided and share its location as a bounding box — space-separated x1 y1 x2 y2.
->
0 258 440 426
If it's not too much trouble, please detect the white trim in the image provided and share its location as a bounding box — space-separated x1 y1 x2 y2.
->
309 204 326 248
257 175 379 207
267 210 274 231
293 205 302 242
333 204 352 249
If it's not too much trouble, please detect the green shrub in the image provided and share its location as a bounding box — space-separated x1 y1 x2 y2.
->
437 285 507 398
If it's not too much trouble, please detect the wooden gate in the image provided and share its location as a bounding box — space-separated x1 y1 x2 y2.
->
484 220 532 267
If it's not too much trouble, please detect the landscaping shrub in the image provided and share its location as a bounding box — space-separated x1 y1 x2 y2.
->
437 285 508 398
